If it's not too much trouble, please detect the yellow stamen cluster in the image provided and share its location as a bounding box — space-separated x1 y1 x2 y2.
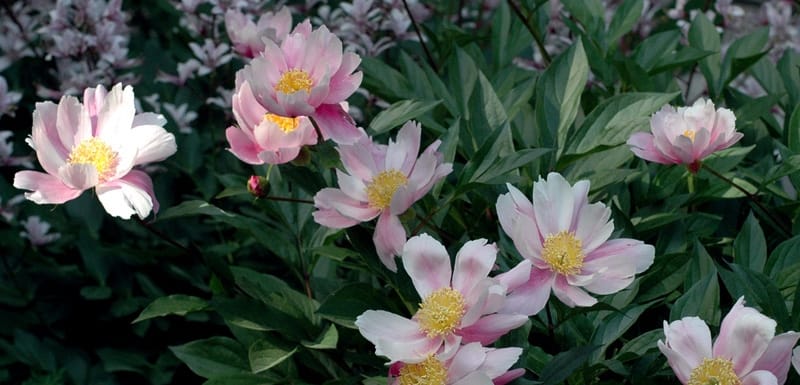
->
264 113 300 133
67 137 117 181
365 169 408 209
416 287 466 337
683 129 697 142
541 231 585 276
687 358 741 385
275 69 313 94
398 356 447 385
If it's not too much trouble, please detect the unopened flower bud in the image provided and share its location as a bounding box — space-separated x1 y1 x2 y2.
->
247 175 269 198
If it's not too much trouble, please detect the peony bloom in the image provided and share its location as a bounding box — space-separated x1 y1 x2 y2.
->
627 98 742 173
496 172 654 314
355 234 530 363
13 84 177 219
313 121 451 271
226 80 318 165
659 297 799 385
237 20 363 144
225 7 292 58
387 343 524 385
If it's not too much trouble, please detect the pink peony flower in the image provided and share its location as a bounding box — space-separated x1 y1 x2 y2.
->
387 342 524 385
313 121 451 271
237 20 364 144
13 84 177 219
495 172 654 314
355 234 530 363
225 7 292 58
627 98 742 173
659 297 799 385
225 80 318 165
20 216 61 247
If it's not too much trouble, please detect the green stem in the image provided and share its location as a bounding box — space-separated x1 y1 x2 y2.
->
701 164 790 238
506 0 552 65
687 173 695 194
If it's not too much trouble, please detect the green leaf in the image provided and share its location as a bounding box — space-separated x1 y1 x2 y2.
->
133 294 208 323
80 286 111 300
170 337 250 379
670 272 720 324
539 345 601 385
248 338 297 374
720 27 769 85
766 235 800 279
633 30 682 71
470 148 550 184
590 302 650 360
316 283 394 329
566 92 679 155
367 100 442 134
733 212 767 274
448 48 478 121
778 50 800 107
788 104 800 153
719 264 792 327
301 324 338 350
360 56 412 101
617 329 662 357
688 12 721 98
212 298 282 332
534 40 589 157
202 373 281 385
606 0 643 45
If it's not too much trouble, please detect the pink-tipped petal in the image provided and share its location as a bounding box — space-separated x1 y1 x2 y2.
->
741 370 779 385
132 125 177 165
748 331 800 384
713 297 776 376
96 170 157 219
14 170 83 204
662 317 713 372
312 103 364 144
402 233 452 298
355 310 438 363
458 313 529 345
226 126 263 165
501 268 553 316
374 211 406 272
452 239 497 297
58 163 99 190
552 275 597 307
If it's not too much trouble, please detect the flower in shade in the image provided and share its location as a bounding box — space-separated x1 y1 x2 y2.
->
659 297 799 385
20 216 61 246
225 79 318 165
793 346 800 376
355 234 530 363
237 19 363 144
387 342 524 385
495 172 654 315
313 121 451 271
225 7 292 58
627 98 741 173
13 84 177 219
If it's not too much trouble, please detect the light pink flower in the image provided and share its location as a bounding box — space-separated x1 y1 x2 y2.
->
793 346 800 376
225 7 292 58
659 297 799 385
496 172 654 314
20 216 61 246
627 98 742 172
387 342 524 385
313 121 451 271
225 80 318 165
355 234 530 363
237 20 363 144
13 84 177 219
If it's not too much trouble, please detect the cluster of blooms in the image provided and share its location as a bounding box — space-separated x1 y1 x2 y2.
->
0 0 138 98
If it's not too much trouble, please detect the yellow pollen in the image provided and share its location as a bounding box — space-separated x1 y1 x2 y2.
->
398 356 447 385
275 69 312 94
542 231 585 276
687 358 741 385
365 169 408 209
67 137 118 181
683 129 697 142
264 113 300 133
416 287 466 337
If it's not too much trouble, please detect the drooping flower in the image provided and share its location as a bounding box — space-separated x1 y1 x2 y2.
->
659 297 799 385
313 121 451 271
627 98 741 173
355 234 530 363
237 19 364 144
387 342 525 385
13 84 177 219
225 80 318 165
225 7 292 58
496 172 654 314
20 216 61 247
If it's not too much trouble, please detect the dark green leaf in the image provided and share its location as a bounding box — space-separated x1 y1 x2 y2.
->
733 212 767 274
539 345 601 385
170 337 250 379
248 339 297 374
133 294 208 323
368 100 441 134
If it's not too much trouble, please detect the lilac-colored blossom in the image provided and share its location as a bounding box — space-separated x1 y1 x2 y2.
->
20 216 61 246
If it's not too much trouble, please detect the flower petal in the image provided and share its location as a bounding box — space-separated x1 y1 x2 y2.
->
374 211 406 272
402 233 452 298
748 331 799 384
452 239 497 297
96 170 158 219
355 310 437 363
713 297 776 376
13 170 83 204
312 103 364 145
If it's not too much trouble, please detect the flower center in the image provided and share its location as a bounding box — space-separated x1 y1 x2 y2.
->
398 356 447 385
687 358 741 385
416 287 466 337
275 69 312 94
67 137 118 181
264 113 300 133
683 129 696 142
365 169 408 209
542 231 584 276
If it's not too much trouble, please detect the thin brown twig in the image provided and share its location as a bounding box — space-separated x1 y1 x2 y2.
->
135 217 194 254
402 0 438 72
506 0 552 65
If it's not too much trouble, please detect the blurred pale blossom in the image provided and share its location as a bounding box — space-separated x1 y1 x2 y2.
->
0 131 34 168
162 102 198 134
0 76 22 118
0 194 25 222
20 216 61 246
224 7 293 58
189 39 234 76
